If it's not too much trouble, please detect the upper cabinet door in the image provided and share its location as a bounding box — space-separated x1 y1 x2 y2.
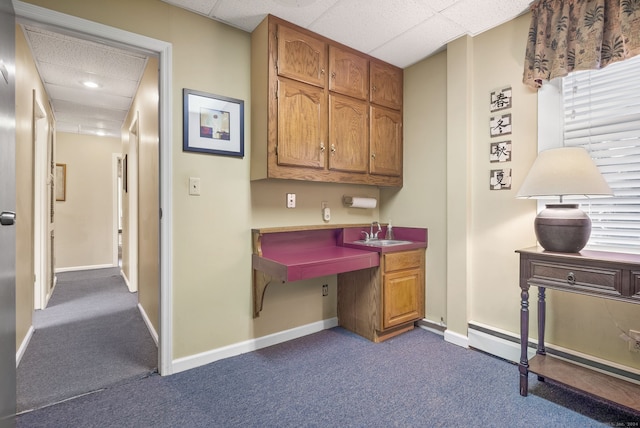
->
277 25 327 88
329 93 368 173
329 46 368 100
370 60 403 110
277 78 327 169
370 105 402 177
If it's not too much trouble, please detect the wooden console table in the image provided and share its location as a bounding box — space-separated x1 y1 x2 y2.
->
517 247 640 413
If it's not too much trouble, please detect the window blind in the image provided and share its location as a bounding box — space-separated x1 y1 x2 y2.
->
560 55 640 253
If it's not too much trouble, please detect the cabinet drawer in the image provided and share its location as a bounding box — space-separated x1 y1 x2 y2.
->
384 250 423 273
528 260 623 297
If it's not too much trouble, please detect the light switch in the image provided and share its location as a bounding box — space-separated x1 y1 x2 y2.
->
189 177 201 196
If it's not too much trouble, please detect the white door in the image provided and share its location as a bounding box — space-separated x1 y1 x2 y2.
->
0 0 17 426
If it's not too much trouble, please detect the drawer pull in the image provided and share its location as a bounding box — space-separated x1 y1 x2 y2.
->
567 272 576 285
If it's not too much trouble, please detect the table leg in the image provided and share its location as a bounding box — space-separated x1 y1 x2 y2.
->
536 287 546 381
519 284 530 396
537 287 547 356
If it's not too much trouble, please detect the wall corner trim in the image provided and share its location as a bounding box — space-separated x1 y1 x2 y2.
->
444 328 469 348
16 325 35 368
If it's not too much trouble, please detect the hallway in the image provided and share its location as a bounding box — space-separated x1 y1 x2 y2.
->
16 268 157 413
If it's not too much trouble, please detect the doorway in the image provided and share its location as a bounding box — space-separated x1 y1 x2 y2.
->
14 1 173 375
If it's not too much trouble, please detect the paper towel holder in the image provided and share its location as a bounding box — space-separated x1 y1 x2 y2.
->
343 196 377 208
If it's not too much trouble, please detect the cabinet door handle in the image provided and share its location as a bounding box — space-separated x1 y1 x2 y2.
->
331 71 336 79
371 153 376 160
320 68 325 76
372 85 377 92
331 144 336 154
320 143 325 153
567 272 576 285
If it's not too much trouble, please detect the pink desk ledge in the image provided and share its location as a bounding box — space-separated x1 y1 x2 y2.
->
252 226 379 317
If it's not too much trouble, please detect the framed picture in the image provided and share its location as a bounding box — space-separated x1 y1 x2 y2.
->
490 141 512 163
183 88 244 157
490 86 512 112
490 168 512 190
489 113 512 137
55 163 66 201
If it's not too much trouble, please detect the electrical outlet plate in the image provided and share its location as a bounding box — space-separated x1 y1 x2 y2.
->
189 177 201 195
322 284 328 296
286 193 296 208
629 330 640 353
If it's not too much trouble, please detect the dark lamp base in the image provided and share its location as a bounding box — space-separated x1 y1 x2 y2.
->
534 204 591 253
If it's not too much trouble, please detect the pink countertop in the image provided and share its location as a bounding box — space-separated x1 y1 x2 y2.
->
252 225 428 282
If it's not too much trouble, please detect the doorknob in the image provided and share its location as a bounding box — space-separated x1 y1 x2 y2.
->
0 211 16 226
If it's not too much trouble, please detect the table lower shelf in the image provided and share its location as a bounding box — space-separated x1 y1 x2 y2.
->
528 354 640 413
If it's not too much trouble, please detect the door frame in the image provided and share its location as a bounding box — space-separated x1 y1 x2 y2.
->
13 0 174 375
32 92 49 310
127 113 139 293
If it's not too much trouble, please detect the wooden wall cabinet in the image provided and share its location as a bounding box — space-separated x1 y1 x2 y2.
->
370 60 403 110
251 15 403 187
338 249 425 342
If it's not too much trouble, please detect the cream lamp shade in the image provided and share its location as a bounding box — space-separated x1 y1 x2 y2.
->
517 147 613 253
516 147 612 200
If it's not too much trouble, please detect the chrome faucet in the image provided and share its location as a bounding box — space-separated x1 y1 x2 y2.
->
370 221 381 240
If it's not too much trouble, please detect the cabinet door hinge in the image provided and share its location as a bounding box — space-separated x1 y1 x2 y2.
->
276 80 279 99
275 145 279 156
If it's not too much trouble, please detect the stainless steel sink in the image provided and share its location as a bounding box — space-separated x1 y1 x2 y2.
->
352 239 413 247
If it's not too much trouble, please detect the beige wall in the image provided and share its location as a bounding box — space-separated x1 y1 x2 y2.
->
380 51 447 326
55 133 121 269
122 57 160 332
18 1 639 372
21 0 380 360
14 25 53 348
387 12 639 371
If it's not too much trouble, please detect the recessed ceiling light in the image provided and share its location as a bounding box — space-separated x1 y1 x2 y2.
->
96 130 106 136
82 80 100 89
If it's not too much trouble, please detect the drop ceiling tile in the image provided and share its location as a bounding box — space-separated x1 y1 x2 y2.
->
308 0 436 54
441 0 531 36
370 14 465 68
47 85 132 111
211 0 340 32
38 63 138 97
161 0 220 16
53 100 128 123
25 27 147 79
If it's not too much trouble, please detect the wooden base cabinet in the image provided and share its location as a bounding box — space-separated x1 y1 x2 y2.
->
250 14 403 187
338 249 425 342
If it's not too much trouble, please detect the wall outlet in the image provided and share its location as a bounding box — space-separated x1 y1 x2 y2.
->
286 193 296 208
188 177 201 196
322 284 328 296
629 330 640 353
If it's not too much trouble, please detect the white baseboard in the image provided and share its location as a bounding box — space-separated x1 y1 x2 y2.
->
172 317 339 375
444 329 469 348
55 264 114 273
16 325 35 367
417 319 445 336
120 270 133 292
138 303 159 346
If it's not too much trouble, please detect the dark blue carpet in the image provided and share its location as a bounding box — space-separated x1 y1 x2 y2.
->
16 327 639 427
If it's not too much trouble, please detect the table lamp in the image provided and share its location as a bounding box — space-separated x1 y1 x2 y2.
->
516 147 613 253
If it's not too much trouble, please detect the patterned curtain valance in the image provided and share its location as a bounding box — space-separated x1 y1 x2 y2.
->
523 0 640 88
